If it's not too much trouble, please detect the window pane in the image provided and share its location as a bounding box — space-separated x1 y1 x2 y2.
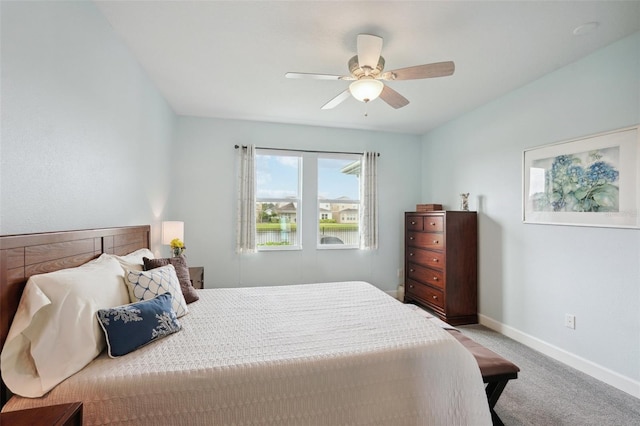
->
256 152 301 249
318 156 360 246
256 154 300 199
255 201 298 247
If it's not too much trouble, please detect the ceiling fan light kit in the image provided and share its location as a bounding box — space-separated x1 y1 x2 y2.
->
285 33 455 111
350 79 384 103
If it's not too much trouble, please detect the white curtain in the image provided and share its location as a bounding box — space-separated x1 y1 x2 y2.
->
360 151 379 250
236 145 256 253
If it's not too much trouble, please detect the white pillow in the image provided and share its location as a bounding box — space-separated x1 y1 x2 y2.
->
124 264 188 318
109 248 155 271
0 254 130 397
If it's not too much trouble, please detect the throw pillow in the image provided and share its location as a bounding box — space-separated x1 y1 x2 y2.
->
143 256 199 303
124 264 188 317
97 293 182 357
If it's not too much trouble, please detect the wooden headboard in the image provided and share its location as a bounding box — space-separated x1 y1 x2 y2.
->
0 225 150 406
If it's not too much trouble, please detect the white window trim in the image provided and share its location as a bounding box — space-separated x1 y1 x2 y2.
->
252 149 371 252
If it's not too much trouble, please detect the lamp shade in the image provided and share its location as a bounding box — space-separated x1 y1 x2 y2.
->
349 79 384 103
162 221 184 245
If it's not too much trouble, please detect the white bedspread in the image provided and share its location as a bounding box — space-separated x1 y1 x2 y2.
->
3 281 490 425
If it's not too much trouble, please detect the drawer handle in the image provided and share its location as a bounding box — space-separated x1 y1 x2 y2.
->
409 252 414 256
409 269 415 273
433 277 438 281
409 236 414 240
411 221 416 225
433 240 439 244
409 284 414 289
430 222 436 226
432 295 438 300
433 258 439 262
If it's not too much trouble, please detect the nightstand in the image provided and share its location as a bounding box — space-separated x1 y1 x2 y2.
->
1 402 83 425
188 266 204 289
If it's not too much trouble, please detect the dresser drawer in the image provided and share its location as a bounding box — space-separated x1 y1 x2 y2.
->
406 279 444 309
407 263 445 289
423 216 444 232
406 232 444 249
406 215 423 231
406 247 444 270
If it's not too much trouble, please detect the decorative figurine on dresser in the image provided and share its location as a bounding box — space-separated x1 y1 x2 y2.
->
404 210 478 325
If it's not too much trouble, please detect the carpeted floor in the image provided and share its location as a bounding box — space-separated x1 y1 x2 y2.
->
458 324 640 426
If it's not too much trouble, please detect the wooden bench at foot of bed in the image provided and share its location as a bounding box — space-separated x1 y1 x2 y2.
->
446 329 520 426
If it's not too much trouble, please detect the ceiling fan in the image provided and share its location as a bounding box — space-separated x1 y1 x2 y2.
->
285 34 455 110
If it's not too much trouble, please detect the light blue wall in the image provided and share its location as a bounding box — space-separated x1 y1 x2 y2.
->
0 0 421 293
0 1 176 248
170 117 422 292
421 32 640 389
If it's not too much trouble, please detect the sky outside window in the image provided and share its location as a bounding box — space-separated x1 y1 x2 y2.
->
318 157 359 200
257 155 359 200
256 154 300 199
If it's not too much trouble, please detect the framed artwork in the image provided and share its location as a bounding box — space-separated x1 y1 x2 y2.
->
523 125 640 229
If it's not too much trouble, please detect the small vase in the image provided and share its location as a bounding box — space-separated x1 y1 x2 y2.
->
172 248 185 257
460 193 470 211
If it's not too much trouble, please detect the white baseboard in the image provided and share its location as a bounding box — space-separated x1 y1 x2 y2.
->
479 314 640 399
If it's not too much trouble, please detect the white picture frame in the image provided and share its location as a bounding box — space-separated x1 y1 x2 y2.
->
523 125 640 229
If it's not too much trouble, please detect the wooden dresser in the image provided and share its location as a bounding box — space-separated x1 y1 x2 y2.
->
404 211 478 325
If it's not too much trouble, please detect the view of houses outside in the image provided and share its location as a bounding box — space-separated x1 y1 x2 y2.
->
256 197 359 246
255 153 360 247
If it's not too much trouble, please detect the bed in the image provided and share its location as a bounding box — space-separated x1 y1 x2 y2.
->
0 226 491 425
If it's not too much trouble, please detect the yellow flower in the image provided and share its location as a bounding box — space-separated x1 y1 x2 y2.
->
170 238 185 249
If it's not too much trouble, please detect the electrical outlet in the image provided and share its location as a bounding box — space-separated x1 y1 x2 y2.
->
397 268 403 278
565 314 576 329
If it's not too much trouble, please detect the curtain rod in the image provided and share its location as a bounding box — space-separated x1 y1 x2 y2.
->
234 145 379 157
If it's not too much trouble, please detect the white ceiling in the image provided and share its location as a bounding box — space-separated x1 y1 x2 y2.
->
94 1 640 135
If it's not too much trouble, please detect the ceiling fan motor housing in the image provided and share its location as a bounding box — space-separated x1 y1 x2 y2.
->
348 55 385 79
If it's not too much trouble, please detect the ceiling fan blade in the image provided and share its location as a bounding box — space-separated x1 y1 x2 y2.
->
379 85 409 109
321 89 351 110
285 72 352 80
357 34 383 71
381 61 455 81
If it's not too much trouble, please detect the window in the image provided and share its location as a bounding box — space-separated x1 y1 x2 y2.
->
255 151 302 250
251 149 368 251
317 154 361 248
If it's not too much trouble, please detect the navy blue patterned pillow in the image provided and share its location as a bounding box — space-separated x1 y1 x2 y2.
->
96 293 182 357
